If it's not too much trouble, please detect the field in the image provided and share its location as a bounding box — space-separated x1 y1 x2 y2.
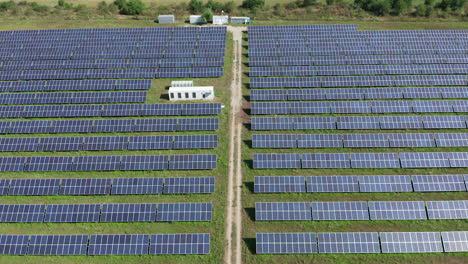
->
240 22 468 264
0 17 467 264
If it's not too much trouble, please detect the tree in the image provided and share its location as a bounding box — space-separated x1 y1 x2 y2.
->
392 0 411 15
303 0 317 7
189 0 204 13
113 0 126 9
120 0 145 15
241 0 265 10
326 0 335 5
202 8 213 22
368 0 391 15
206 0 224 12
223 1 236 13
448 0 465 10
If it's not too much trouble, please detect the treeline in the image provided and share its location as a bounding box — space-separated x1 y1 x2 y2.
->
0 0 466 19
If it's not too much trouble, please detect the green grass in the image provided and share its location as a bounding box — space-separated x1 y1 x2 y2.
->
0 24 233 264
241 23 468 264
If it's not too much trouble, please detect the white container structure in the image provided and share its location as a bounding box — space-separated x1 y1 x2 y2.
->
169 86 214 101
158 15 175 24
231 17 250 24
213 16 229 25
190 15 203 24
171 80 193 87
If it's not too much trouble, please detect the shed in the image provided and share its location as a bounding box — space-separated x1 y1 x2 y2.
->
169 86 214 101
213 16 229 25
231 17 250 24
171 80 193 87
158 15 175 24
190 15 203 24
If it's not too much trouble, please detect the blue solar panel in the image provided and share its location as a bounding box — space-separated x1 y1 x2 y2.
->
28 235 88 255
100 203 157 222
253 153 301 169
252 134 296 148
306 176 359 193
149 233 210 255
442 231 468 252
44 204 100 223
163 177 215 194
298 134 343 148
0 204 45 222
256 202 312 221
0 235 29 255
60 178 111 195
359 175 412 192
426 200 468 219
88 234 149 255
369 201 427 220
128 135 172 150
350 153 400 168
400 152 450 168
412 174 466 192
302 153 350 169
9 179 60 195
380 232 443 253
254 176 305 193
256 233 317 254
318 232 380 254
312 202 369 220
121 155 168 171
111 178 163 195
156 203 212 222
169 154 216 170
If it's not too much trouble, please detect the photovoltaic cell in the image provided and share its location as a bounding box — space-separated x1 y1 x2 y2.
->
442 231 468 252
60 178 111 195
88 234 149 255
302 153 350 169
380 232 443 253
100 203 157 222
412 175 466 192
368 201 426 220
306 176 359 193
9 179 60 195
253 153 301 169
111 178 163 195
254 176 305 193
426 200 468 219
0 204 45 222
44 204 100 223
163 177 215 194
318 232 380 254
359 175 412 192
255 202 312 221
311 202 369 220
156 203 212 222
28 235 88 255
256 233 317 254
0 235 29 255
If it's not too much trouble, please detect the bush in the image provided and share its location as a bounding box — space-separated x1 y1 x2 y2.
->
242 0 265 10
303 0 317 7
56 0 73 9
392 0 412 15
223 1 236 13
0 1 17 12
120 0 145 15
202 7 213 22
326 0 335 5
206 0 224 12
113 0 126 9
30 2 50 13
189 0 204 13
368 0 391 15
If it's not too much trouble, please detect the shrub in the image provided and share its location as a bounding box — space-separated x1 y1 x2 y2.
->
56 0 73 9
223 1 236 13
242 0 265 10
30 2 50 13
202 7 213 22
0 1 17 12
120 0 145 15
326 0 335 5
113 0 126 9
206 0 224 12
189 0 204 13
368 0 391 15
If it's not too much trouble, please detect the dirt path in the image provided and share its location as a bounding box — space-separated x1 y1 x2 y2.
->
224 25 246 264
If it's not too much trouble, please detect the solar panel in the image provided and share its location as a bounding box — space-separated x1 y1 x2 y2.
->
111 178 163 195
297 134 343 148
311 202 369 220
448 152 468 167
82 136 128 151
252 134 296 148
380 116 423 130
306 176 359 193
435 133 468 147
0 137 39 152
337 116 380 130
422 115 466 129
412 174 466 192
254 176 305 193
149 233 210 255
128 135 173 150
38 137 83 152
388 133 435 148
256 233 317 254
0 157 26 172
88 234 149 255
169 154 216 170
121 155 168 171
253 153 301 169
0 204 45 222
318 232 380 253
343 134 389 148
156 203 212 222
400 152 450 168
380 232 443 253
441 231 468 252
9 179 60 195
426 200 468 219
173 135 218 149
24 156 73 172
100 203 157 222
368 201 426 220
60 178 111 195
359 175 412 192
302 153 350 168
294 116 336 130
73 156 121 171
255 202 312 221
44 204 100 223
0 235 29 255
163 177 215 194
372 101 412 113
0 179 9 195
28 235 88 255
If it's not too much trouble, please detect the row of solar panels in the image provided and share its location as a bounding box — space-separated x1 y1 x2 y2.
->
0 79 151 92
0 177 215 195
251 116 468 130
250 64 468 77
0 202 212 223
254 175 468 193
0 154 217 172
255 200 468 221
249 54 468 67
248 24 357 32
253 152 468 169
0 103 221 118
248 46 468 57
256 231 467 254
250 75 468 88
0 135 218 152
251 100 468 114
0 91 146 105
250 87 468 101
0 57 224 71
0 118 219 134
0 233 210 255
0 67 224 80
249 39 468 47
252 133 468 149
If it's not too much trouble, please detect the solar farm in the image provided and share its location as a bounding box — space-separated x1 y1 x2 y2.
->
0 20 467 264
243 24 468 263
0 25 231 263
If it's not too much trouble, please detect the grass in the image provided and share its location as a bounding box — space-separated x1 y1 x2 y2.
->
241 23 468 263
0 24 233 264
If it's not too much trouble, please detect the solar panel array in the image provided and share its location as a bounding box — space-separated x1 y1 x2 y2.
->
0 135 218 152
249 24 468 257
0 233 210 255
251 116 468 130
253 152 468 169
0 79 151 92
254 201 467 221
256 231 467 254
0 177 214 196
0 118 219 134
0 154 217 172
251 100 468 114
0 27 226 80
0 203 212 223
252 133 468 148
0 103 221 118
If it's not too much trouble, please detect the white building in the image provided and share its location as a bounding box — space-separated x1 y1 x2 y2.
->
158 15 175 24
213 16 229 25
231 17 250 24
190 15 203 24
169 86 214 101
171 80 193 87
